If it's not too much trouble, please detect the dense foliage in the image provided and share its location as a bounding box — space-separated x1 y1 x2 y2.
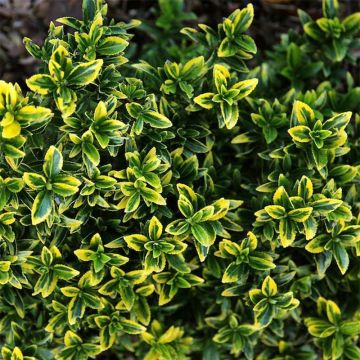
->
0 0 359 359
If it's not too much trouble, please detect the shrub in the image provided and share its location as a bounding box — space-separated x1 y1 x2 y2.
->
0 0 359 359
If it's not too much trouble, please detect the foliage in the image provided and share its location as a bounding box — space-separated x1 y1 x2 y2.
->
0 0 359 359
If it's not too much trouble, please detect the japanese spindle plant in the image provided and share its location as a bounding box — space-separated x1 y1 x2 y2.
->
0 0 359 359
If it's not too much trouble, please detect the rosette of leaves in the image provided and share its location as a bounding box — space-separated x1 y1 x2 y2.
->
305 220 360 274
247 98 288 144
64 99 128 170
27 246 79 298
74 233 129 284
90 303 146 350
249 276 299 328
288 100 352 174
124 216 188 274
166 184 230 259
152 270 204 306
305 297 360 359
0 81 53 139
26 45 103 117
300 0 360 66
194 64 258 129
114 147 169 216
216 232 275 284
212 314 257 358
23 146 81 225
160 56 207 99
181 4 256 72
141 320 192 360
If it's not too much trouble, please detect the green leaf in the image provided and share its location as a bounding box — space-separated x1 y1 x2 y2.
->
141 187 166 206
120 319 146 334
293 101 315 125
305 235 328 253
264 205 286 219
232 79 258 100
288 125 311 142
217 38 237 57
261 276 277 296
52 175 81 197
54 265 80 280
288 207 313 222
323 112 352 130
31 190 53 225
26 74 56 94
326 300 341 324
305 317 335 337
43 146 63 178
343 12 360 35
82 141 100 166
23 173 46 190
191 222 216 247
312 198 342 214
220 101 239 129
82 0 96 22
194 92 215 109
332 242 349 275
141 111 172 129
222 263 241 283
279 218 296 247
97 37 129 56
287 43 302 69
67 60 103 86
232 4 254 34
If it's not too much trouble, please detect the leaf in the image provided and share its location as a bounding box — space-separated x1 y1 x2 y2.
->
181 56 205 80
323 112 352 130
149 216 163 241
82 141 100 166
288 125 311 142
288 207 313 222
305 318 335 337
191 222 216 247
287 43 302 69
67 60 103 86
261 276 277 296
26 74 56 94
232 4 254 34
54 265 79 280
293 101 315 125
326 300 341 324
125 192 141 213
217 38 237 57
312 198 342 214
141 187 166 206
279 218 296 247
222 263 241 283
17 105 53 125
120 319 146 334
23 173 46 190
343 12 360 35
124 234 147 251
43 146 63 178
332 242 349 275
305 235 328 253
194 92 215 109
232 79 258 100
220 101 239 129
97 36 129 56
264 205 286 219
31 190 53 225
141 111 172 128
